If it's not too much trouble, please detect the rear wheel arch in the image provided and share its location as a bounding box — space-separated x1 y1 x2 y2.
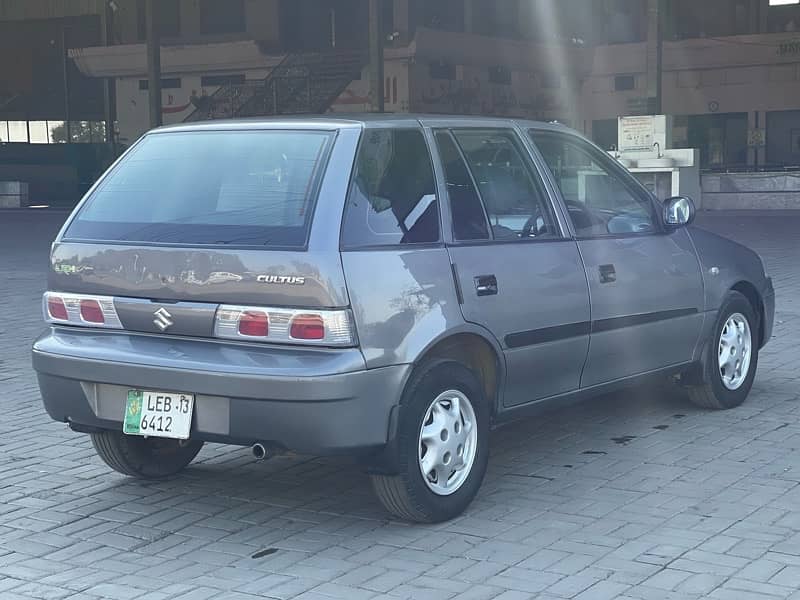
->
413 332 503 418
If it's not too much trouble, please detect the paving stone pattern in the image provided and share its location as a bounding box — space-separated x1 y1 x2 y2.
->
0 210 798 599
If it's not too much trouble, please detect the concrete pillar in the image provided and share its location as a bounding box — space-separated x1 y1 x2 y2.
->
394 0 410 43
145 0 162 128
645 0 664 115
749 0 763 34
464 0 474 33
368 0 385 113
101 2 116 151
757 0 769 33
747 110 767 167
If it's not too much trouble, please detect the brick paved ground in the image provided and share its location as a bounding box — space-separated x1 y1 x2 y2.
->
0 210 798 600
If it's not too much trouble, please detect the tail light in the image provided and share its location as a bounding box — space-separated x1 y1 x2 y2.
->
238 311 269 337
214 305 356 347
47 296 69 321
43 292 122 329
80 299 105 324
290 315 325 340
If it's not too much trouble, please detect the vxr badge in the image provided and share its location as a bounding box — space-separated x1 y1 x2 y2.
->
153 307 174 332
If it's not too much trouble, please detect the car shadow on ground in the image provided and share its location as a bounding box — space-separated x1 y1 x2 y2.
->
96 382 703 528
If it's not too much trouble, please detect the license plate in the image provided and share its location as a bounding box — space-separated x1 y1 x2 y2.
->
124 390 194 439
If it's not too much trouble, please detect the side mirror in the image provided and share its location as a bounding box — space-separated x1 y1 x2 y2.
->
663 196 696 228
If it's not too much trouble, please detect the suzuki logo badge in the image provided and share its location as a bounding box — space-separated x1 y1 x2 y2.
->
153 307 174 332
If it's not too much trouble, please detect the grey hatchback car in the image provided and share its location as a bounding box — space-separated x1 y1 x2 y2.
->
33 115 774 523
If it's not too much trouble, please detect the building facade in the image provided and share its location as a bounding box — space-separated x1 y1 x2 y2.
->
3 0 800 206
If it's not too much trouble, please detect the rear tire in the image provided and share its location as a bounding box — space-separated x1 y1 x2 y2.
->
91 431 204 479
371 360 490 523
686 291 759 410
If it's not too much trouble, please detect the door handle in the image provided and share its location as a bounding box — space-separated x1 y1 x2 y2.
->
475 275 498 296
599 264 617 284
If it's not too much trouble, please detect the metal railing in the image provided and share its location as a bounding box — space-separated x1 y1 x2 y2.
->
184 49 366 122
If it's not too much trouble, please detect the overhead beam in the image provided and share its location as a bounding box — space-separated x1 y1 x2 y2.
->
145 0 162 128
368 0 385 113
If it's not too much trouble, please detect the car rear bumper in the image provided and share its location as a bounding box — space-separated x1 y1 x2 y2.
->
32 328 410 455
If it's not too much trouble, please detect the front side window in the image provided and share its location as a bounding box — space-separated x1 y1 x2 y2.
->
341 129 439 248
452 129 557 241
66 130 332 247
531 131 658 237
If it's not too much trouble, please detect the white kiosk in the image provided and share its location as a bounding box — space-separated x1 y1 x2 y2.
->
609 115 702 208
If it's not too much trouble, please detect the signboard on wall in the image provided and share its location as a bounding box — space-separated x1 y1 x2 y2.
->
748 128 766 147
619 116 656 152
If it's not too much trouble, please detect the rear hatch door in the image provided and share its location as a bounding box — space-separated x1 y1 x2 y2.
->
50 126 350 337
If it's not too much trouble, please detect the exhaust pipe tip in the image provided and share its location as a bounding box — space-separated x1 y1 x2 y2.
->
252 443 267 460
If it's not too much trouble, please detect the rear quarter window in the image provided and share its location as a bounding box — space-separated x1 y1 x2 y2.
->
341 128 440 249
65 130 333 247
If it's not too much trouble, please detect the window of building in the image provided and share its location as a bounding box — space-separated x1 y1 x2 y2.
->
201 74 246 87
600 0 646 44
766 110 800 167
341 129 439 248
615 75 636 91
136 0 181 40
489 66 512 86
6 121 28 143
0 121 106 144
592 119 619 151
768 3 800 33
420 0 465 32
684 113 748 168
429 61 456 80
667 0 753 40
200 0 246 34
139 78 182 91
473 0 522 38
434 130 490 241
28 121 49 144
541 72 561 89
453 129 557 240
382 0 395 41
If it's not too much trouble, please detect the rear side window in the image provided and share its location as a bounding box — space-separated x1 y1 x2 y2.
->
65 130 332 247
452 129 558 240
434 130 490 241
341 129 439 248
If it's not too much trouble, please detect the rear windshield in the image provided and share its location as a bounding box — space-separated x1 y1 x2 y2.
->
65 130 333 247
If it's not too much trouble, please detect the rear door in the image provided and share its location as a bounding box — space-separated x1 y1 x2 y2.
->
434 127 591 406
52 126 357 337
530 129 704 386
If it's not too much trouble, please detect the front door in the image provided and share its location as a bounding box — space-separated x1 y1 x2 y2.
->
530 129 704 387
433 127 591 406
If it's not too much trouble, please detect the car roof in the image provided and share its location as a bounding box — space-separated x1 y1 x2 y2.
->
152 114 574 134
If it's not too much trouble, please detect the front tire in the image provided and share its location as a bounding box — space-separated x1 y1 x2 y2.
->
371 360 490 523
686 291 759 410
91 431 204 479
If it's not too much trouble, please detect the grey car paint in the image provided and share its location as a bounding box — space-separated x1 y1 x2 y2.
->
50 245 350 309
342 248 474 367
449 240 591 405
688 227 771 312
576 229 705 386
32 115 774 460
